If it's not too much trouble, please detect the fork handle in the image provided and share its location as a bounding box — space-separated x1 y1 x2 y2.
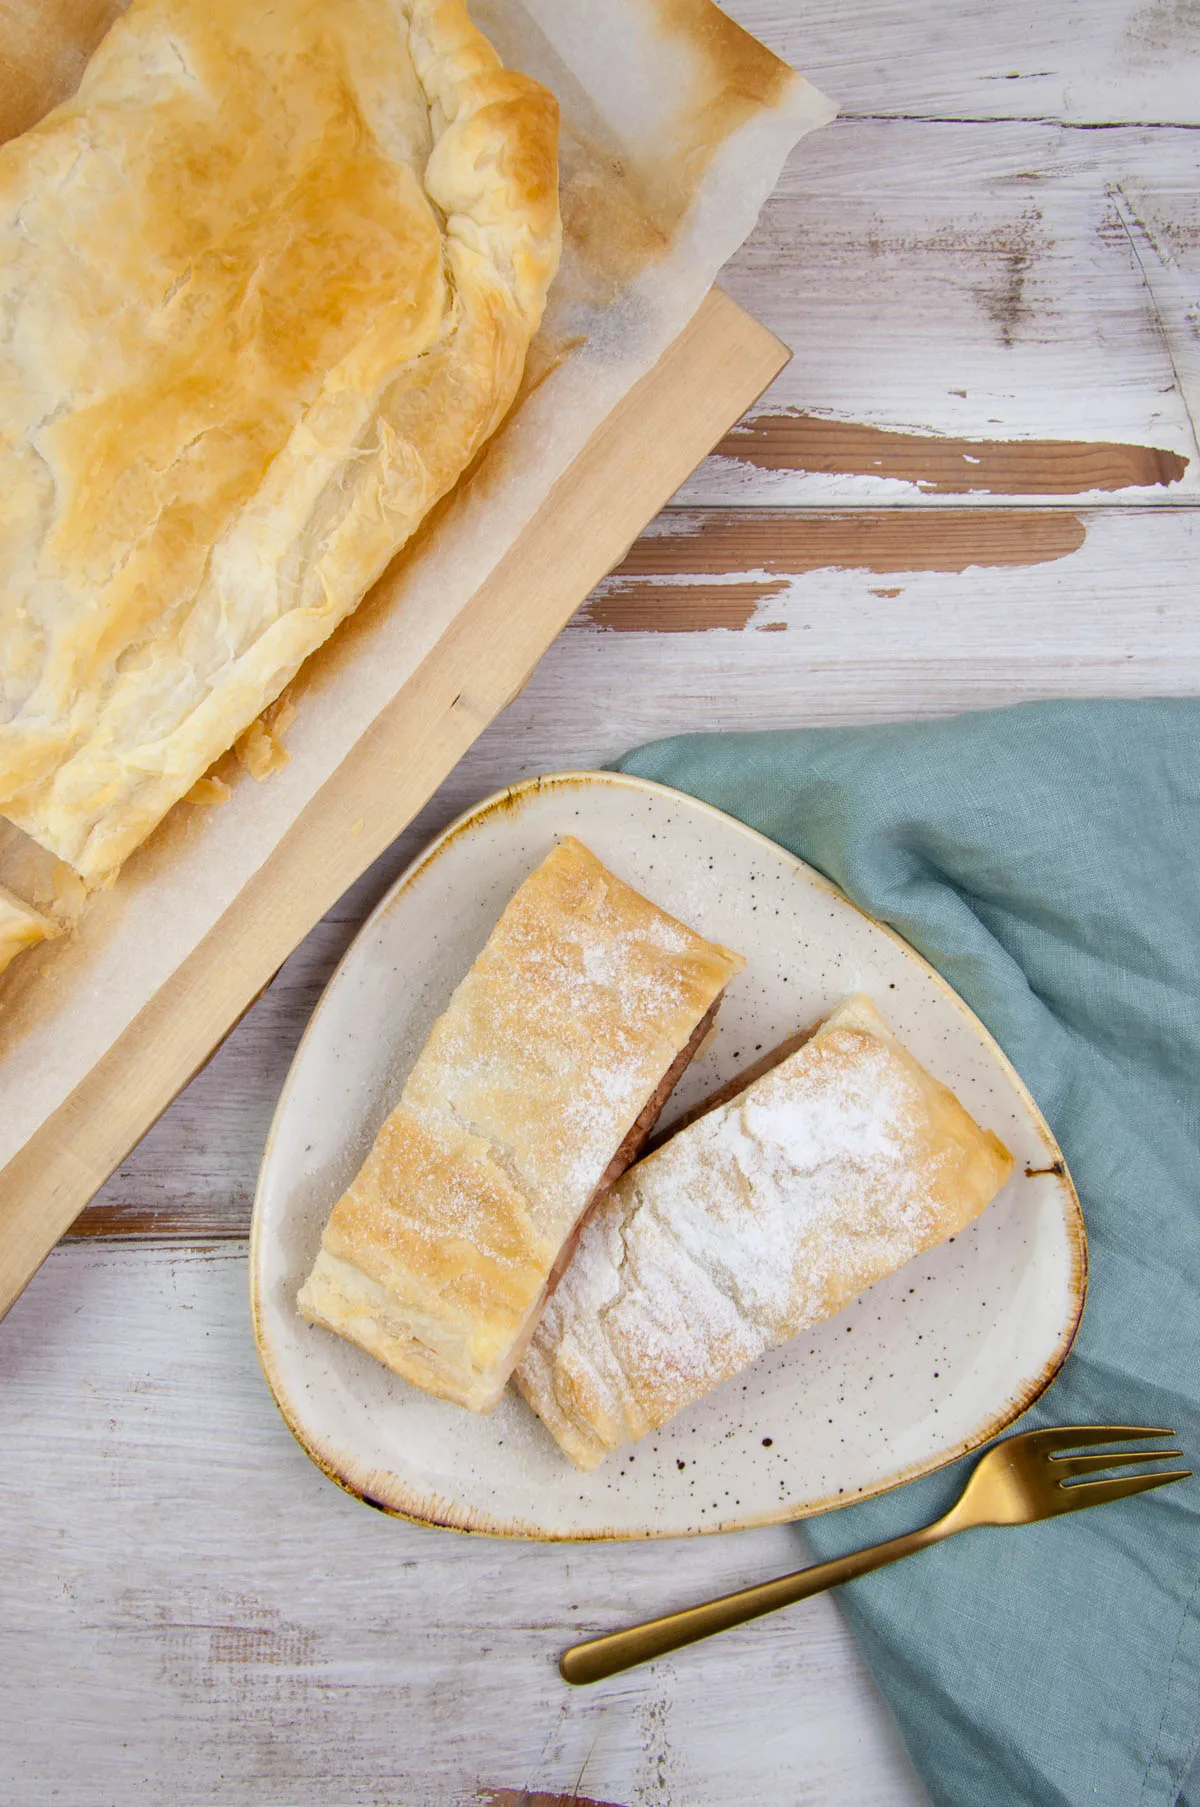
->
560 1517 954 1685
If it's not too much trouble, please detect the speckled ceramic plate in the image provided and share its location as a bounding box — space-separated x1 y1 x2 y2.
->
250 771 1086 1540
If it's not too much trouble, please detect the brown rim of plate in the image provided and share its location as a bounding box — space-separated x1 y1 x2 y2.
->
249 770 1088 1541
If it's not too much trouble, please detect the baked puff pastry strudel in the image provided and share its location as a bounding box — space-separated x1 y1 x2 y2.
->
0 0 560 886
515 994 1015 1470
298 838 745 1412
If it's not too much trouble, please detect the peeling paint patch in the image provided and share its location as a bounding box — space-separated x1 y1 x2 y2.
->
717 413 1189 495
478 1792 628 1807
582 510 1087 631
586 578 788 632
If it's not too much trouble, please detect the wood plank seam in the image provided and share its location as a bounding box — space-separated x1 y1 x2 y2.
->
837 115 1200 129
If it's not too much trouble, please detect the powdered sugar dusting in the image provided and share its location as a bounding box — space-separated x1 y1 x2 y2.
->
403 838 742 1233
321 836 744 1404
520 996 1010 1466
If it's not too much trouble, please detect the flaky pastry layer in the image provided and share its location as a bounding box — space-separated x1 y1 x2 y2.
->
0 0 560 883
0 884 58 976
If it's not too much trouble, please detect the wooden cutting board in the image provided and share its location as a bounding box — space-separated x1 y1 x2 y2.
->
0 287 788 1319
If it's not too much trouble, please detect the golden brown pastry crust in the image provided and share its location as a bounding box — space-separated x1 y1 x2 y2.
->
0 0 560 884
0 884 58 975
516 994 1016 1469
298 837 744 1411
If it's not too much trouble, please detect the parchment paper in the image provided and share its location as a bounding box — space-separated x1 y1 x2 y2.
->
0 0 834 1168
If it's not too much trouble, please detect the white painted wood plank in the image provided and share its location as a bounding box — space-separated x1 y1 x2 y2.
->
725 0 1200 126
0 1241 926 1807
10 12 1199 1801
679 119 1200 505
84 505 1200 1232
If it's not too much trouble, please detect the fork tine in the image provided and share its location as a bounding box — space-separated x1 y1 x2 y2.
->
1026 1425 1174 1453
1057 1469 1191 1508
1051 1449 1182 1478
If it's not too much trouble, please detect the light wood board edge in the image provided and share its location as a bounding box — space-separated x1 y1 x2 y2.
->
0 288 789 1317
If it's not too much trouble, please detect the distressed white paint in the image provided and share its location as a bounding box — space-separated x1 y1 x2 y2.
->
0 1242 925 1807
679 120 1200 505
686 0 1200 509
8 4 1200 1799
731 0 1200 126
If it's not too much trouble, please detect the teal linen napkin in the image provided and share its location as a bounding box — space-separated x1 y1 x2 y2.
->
616 700 1200 1807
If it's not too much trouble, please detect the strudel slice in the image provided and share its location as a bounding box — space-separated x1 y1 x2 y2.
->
298 837 744 1411
516 994 1014 1469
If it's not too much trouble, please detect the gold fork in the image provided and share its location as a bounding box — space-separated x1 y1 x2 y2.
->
560 1425 1190 1686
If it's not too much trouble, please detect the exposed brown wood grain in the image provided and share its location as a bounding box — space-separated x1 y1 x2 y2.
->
67 1203 240 1240
478 1792 628 1807
587 580 786 632
716 413 1189 494
585 508 1087 630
